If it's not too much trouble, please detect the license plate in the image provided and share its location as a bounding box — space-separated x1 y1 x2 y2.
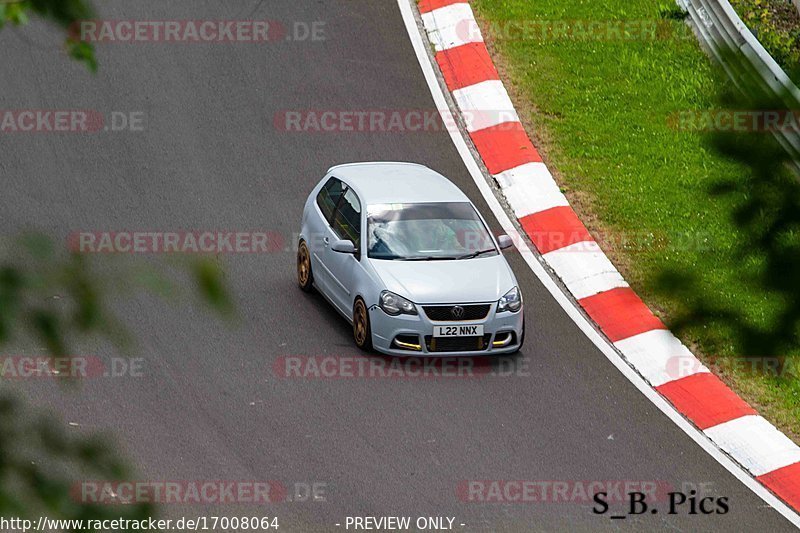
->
434 324 484 337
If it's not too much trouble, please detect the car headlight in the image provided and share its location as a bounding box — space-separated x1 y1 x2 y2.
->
497 286 522 313
380 291 418 316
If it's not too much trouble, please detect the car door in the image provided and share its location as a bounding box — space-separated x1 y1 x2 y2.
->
310 176 346 296
324 186 363 315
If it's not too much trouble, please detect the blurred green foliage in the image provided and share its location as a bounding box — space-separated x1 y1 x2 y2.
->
0 395 155 528
0 0 97 71
1 3 233 524
657 71 800 359
0 235 233 528
729 0 800 83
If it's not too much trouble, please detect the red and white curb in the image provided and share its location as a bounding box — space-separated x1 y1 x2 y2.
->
413 0 800 518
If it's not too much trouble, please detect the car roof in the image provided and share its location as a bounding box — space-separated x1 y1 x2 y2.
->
327 162 469 205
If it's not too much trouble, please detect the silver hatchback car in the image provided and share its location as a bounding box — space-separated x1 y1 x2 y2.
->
297 162 524 356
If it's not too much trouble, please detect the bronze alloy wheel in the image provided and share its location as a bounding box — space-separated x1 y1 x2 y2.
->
353 298 373 351
297 241 313 292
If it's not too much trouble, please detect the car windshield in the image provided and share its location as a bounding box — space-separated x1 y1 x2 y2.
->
367 202 498 261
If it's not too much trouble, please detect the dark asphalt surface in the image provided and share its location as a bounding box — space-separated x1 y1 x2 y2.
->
0 1 794 531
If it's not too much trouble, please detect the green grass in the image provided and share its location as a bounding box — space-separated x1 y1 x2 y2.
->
469 0 800 438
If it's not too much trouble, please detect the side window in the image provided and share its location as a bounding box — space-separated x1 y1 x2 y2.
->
332 187 362 248
316 177 345 222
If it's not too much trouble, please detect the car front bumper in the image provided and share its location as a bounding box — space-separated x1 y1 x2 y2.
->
369 302 524 357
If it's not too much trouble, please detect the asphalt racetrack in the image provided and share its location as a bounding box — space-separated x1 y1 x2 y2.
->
0 1 795 531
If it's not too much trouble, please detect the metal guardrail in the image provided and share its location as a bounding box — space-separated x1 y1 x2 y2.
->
678 0 800 169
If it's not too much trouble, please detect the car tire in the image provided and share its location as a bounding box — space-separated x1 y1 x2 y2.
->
353 298 373 351
297 240 314 292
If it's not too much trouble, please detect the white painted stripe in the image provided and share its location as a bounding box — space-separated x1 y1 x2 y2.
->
493 163 569 218
420 3 482 52
615 329 709 387
542 241 629 300
705 416 800 477
451 80 519 132
398 0 800 524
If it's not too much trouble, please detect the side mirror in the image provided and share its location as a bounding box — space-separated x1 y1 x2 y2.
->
331 239 356 254
497 235 513 250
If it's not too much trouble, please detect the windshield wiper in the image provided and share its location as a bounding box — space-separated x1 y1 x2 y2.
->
402 255 459 261
457 248 496 260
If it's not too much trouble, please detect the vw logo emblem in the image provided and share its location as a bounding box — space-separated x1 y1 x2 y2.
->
451 306 465 319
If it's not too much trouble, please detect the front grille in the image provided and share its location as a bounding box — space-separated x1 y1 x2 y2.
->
425 334 492 353
423 304 491 322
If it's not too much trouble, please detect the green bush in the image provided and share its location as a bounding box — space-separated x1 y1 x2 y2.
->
729 0 800 82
